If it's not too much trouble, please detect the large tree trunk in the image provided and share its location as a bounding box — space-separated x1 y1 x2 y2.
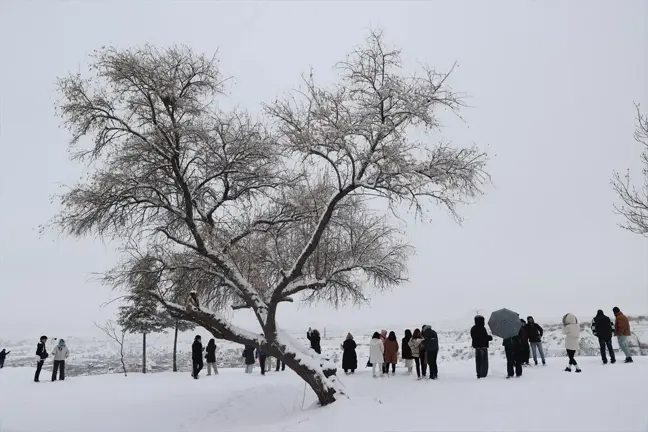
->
159 302 339 406
172 321 179 372
142 332 147 374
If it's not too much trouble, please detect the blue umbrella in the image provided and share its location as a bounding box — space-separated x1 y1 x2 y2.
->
488 308 523 339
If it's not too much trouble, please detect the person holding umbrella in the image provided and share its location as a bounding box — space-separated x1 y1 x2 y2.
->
488 309 524 379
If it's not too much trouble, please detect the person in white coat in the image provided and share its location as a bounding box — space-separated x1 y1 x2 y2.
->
562 313 581 373
369 332 385 378
51 339 69 381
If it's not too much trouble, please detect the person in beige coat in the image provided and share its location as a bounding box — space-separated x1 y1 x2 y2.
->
562 313 581 373
51 339 69 381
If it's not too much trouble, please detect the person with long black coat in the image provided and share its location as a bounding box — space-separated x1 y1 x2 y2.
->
519 319 531 366
422 325 439 380
402 329 414 375
341 333 357 374
34 336 49 382
0 349 10 368
243 345 256 373
191 335 204 379
470 315 493 379
307 328 322 354
591 309 616 364
503 328 525 378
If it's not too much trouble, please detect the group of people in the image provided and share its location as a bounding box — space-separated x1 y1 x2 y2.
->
191 335 220 379
6 307 635 383
12 336 71 382
471 306 635 380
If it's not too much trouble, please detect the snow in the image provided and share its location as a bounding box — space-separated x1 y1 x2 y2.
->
1 357 646 432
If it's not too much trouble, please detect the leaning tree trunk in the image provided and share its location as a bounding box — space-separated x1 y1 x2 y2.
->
142 332 147 374
172 321 179 372
159 303 338 406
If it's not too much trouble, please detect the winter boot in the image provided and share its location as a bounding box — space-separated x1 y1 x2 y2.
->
625 357 634 363
575 368 582 373
564 367 572 372
611 358 616 364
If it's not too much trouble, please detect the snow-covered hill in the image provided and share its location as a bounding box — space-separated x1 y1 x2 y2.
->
1 316 646 376
1 357 646 432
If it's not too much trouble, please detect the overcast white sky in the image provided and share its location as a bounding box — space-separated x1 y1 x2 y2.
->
1 1 647 340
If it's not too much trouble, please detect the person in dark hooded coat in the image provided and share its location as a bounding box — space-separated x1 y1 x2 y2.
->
503 328 524 378
591 309 615 364
422 325 439 380
341 333 357 374
470 315 493 378
307 328 322 354
243 345 256 373
519 319 531 366
191 335 204 379
402 329 414 375
524 316 545 366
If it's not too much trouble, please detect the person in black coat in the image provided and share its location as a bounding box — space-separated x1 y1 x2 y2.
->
205 338 218 376
419 323 428 377
519 319 531 366
503 328 525 378
401 329 414 375
341 333 357 374
34 336 49 382
524 316 545 366
422 326 439 380
243 345 256 373
591 309 616 364
470 315 493 379
0 349 10 368
191 335 204 379
307 328 322 354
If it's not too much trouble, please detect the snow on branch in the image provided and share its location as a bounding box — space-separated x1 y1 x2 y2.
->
612 103 648 237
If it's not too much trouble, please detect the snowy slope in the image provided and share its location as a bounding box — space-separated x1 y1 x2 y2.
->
0 357 646 432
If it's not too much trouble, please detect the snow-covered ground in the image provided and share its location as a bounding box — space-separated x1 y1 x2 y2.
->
1 357 646 432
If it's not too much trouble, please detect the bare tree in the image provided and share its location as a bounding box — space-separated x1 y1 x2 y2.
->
612 103 648 236
52 31 488 406
94 320 128 376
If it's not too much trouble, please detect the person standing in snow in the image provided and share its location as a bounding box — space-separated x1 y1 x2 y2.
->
613 307 633 363
379 329 389 374
243 345 255 373
418 324 428 377
383 331 399 376
205 338 218 376
591 309 616 364
503 329 524 379
307 328 322 354
369 332 385 378
524 316 546 366
519 319 531 366
34 335 49 382
408 328 423 379
0 349 10 368
275 356 286 372
341 333 357 374
191 335 204 379
470 315 493 379
562 313 581 373
256 344 268 376
401 329 414 375
51 339 69 381
422 325 439 380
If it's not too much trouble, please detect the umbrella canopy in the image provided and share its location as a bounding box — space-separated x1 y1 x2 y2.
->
488 308 523 339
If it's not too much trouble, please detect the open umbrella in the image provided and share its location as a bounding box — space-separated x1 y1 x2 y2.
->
488 308 523 339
